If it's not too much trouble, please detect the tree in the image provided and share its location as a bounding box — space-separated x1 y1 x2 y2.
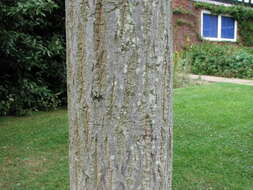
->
0 0 66 116
66 0 173 189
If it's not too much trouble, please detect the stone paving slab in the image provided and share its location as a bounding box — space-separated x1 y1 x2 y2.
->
189 74 253 86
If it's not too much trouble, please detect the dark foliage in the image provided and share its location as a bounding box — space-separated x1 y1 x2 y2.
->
0 0 66 116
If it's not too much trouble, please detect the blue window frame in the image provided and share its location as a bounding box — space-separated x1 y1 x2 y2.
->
221 16 235 39
203 13 218 38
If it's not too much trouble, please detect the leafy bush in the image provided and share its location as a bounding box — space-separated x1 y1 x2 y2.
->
178 43 253 79
0 0 66 116
173 52 192 88
173 50 209 88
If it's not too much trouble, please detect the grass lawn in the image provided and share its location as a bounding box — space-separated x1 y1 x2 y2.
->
0 83 252 189
0 110 69 190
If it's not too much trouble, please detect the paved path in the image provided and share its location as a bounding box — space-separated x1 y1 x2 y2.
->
189 74 253 86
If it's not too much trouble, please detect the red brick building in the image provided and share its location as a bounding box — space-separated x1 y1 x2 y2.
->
172 0 253 51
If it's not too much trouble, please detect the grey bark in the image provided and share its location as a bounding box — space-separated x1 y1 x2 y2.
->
66 0 173 190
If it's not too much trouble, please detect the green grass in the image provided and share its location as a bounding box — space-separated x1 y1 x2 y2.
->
0 110 69 190
0 83 252 189
173 83 253 190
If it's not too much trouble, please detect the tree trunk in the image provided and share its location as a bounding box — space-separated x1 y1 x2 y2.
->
66 0 173 190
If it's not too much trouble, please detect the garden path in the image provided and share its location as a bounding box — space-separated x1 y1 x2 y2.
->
189 74 253 86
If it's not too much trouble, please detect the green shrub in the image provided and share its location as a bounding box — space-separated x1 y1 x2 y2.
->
0 0 66 116
179 43 253 79
173 50 209 88
173 51 192 88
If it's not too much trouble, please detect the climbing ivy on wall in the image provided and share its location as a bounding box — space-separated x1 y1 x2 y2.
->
194 2 253 46
173 7 194 16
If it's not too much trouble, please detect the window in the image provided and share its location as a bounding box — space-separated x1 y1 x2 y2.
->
203 14 218 38
221 16 235 39
201 11 237 42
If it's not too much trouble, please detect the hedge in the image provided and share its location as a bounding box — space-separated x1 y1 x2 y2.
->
177 43 253 79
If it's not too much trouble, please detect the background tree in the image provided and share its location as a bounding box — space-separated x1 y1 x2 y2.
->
0 0 66 116
66 0 173 189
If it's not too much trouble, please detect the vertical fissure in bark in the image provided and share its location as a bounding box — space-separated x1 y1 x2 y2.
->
92 0 106 100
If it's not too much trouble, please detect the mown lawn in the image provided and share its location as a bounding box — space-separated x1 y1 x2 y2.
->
0 83 252 190
173 83 253 190
0 110 69 190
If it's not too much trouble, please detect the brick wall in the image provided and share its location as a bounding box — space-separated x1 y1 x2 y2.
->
172 0 201 51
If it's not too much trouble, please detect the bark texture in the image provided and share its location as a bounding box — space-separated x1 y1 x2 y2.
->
66 0 173 189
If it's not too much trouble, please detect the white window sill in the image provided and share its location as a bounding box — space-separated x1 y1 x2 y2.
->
201 37 237 42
